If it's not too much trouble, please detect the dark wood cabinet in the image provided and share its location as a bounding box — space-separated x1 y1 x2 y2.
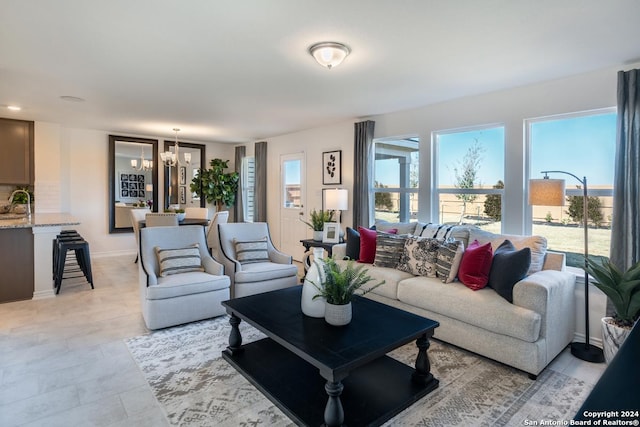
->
0 118 34 185
0 228 34 303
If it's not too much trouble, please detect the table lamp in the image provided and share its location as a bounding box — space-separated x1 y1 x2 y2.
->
324 188 348 242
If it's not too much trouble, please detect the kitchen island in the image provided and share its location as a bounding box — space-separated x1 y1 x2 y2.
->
0 213 80 302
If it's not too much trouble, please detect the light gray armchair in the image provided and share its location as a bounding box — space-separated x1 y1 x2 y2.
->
218 222 299 298
139 225 230 329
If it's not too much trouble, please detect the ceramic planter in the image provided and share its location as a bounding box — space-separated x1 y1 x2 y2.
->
313 230 323 242
601 317 632 364
325 301 352 326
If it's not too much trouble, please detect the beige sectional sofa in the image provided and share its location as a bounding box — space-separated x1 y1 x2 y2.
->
332 222 576 378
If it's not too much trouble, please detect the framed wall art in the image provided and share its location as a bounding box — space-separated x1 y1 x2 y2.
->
322 150 342 185
179 166 187 185
179 186 187 204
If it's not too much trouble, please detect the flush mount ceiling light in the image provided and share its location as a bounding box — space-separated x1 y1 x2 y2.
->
308 41 351 69
7 105 22 111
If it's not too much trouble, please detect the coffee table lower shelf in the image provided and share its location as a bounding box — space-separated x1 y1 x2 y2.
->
222 337 438 426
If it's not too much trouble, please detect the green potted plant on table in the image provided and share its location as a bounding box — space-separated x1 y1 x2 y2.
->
311 257 384 326
585 258 640 363
301 209 334 241
190 159 239 212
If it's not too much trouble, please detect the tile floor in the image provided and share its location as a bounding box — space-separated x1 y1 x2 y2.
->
0 255 607 426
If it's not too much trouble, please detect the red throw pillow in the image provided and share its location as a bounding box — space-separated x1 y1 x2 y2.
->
458 240 493 290
358 227 396 263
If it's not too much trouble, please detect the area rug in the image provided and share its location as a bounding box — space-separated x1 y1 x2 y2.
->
126 317 592 426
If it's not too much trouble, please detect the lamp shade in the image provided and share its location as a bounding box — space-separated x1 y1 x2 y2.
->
145 184 153 192
529 179 565 206
325 188 348 211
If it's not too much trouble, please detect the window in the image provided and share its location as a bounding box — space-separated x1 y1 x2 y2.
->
528 109 615 265
242 156 255 222
372 137 419 223
434 126 505 231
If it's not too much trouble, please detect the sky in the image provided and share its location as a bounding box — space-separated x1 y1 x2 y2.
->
375 111 616 188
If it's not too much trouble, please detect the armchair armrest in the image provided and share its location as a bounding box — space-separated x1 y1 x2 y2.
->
269 248 292 265
202 256 225 276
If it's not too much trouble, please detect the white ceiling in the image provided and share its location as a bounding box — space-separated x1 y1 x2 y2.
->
1 0 639 144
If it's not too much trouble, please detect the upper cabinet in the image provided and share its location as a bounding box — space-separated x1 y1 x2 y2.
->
0 118 34 185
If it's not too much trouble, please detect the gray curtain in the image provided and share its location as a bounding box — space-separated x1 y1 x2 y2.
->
234 146 246 223
610 69 640 273
353 120 375 229
254 141 267 222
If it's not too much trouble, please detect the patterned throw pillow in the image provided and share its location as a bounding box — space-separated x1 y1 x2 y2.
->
436 240 465 283
155 244 204 277
374 232 407 268
397 236 440 277
234 237 270 264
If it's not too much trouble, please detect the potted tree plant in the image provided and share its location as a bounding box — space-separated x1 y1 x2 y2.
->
190 159 239 212
585 258 640 363
311 257 384 326
301 209 334 241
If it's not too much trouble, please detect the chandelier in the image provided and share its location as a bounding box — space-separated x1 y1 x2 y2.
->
160 128 191 167
131 147 152 171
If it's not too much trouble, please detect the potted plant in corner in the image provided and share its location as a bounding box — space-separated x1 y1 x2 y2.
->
301 209 334 241
311 257 384 326
585 258 640 363
190 158 239 212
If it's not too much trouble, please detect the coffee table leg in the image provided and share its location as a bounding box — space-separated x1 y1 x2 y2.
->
224 313 243 356
323 380 344 427
412 333 434 385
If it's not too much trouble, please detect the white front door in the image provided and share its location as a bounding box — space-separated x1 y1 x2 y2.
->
280 153 306 262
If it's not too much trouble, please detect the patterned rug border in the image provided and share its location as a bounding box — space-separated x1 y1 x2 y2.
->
126 316 592 427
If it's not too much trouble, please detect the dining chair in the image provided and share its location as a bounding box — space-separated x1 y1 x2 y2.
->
130 208 150 263
185 207 210 219
145 213 179 227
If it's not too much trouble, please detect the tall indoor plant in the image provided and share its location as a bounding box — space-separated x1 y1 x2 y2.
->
190 158 239 212
311 257 384 326
585 258 640 362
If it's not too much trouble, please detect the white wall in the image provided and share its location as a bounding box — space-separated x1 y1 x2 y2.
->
33 125 236 256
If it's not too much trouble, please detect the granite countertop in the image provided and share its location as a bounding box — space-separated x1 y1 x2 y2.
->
0 212 80 229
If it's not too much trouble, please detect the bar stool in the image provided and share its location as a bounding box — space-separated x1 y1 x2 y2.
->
53 230 83 280
53 232 94 294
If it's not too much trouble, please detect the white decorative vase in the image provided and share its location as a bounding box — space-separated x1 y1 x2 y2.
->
325 302 352 326
301 247 326 318
176 213 186 221
601 317 632 364
313 230 323 242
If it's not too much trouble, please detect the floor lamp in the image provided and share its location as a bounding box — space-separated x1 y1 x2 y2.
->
529 171 604 363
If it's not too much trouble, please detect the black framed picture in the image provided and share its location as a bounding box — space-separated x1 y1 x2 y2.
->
179 186 186 204
323 150 342 185
179 166 187 185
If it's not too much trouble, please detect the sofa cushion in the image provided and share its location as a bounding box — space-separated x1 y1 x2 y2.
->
147 272 230 300
421 224 471 248
234 237 269 264
436 240 465 283
361 265 414 300
235 262 299 284
374 220 418 235
489 240 531 303
358 227 377 263
345 227 360 260
458 240 493 290
374 232 407 268
155 244 204 277
397 277 542 343
398 236 440 277
468 228 546 275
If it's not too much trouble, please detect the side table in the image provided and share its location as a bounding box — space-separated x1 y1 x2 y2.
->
300 239 340 272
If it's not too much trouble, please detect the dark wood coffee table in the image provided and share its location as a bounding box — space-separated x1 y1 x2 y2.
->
221 286 439 427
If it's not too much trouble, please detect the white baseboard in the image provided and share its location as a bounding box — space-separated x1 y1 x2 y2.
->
573 332 603 349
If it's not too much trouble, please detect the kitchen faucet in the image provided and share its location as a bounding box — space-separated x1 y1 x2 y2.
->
8 189 32 217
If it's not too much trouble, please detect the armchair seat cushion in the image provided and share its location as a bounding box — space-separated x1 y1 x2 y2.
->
146 272 230 300
235 262 298 284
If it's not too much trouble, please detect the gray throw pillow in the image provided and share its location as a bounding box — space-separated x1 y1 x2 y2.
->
234 237 269 264
488 240 531 303
436 240 465 283
155 244 204 277
374 232 407 268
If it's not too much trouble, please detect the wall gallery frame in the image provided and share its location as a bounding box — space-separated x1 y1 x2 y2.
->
179 166 187 185
322 150 342 185
179 186 186 204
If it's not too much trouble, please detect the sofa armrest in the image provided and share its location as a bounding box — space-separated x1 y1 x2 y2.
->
332 243 347 260
513 269 576 360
